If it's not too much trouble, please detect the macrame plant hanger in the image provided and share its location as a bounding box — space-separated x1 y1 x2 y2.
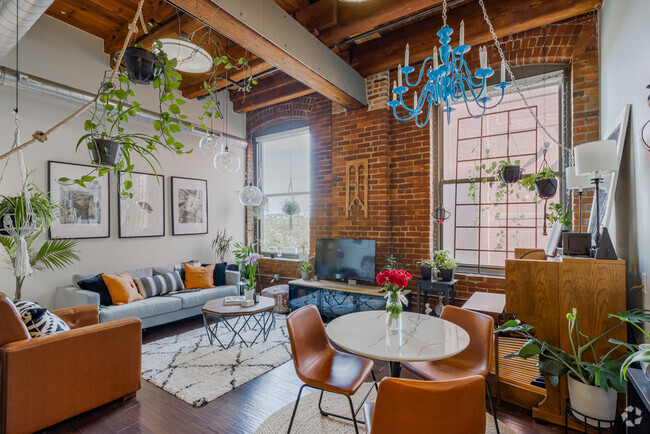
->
540 146 553 236
2 0 39 277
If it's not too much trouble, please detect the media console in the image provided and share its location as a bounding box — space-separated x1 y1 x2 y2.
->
288 279 412 318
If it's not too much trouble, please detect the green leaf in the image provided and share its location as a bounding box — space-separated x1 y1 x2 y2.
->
114 89 128 100
118 75 129 84
154 120 162 131
124 180 132 190
176 99 186 105
169 104 181 114
169 124 181 133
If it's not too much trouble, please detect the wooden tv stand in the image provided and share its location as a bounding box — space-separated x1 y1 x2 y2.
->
288 279 411 318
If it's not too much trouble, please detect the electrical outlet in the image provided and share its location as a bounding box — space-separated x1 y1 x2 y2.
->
643 273 648 294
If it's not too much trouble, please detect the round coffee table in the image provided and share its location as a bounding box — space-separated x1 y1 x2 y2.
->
201 296 276 349
326 310 470 377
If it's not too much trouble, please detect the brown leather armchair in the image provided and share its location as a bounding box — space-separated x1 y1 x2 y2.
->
363 376 487 433
0 293 142 434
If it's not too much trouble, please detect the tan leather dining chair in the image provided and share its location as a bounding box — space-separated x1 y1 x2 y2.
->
364 376 487 433
286 305 376 433
402 305 499 433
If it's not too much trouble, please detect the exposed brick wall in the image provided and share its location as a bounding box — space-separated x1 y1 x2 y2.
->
244 14 599 302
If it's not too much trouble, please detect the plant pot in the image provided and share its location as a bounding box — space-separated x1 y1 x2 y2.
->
567 375 617 428
534 178 558 199
124 47 159 85
244 288 254 301
0 213 39 237
301 271 311 281
439 268 455 281
91 139 122 166
499 165 522 184
421 266 433 281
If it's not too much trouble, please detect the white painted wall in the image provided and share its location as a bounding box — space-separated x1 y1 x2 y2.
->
600 0 650 317
0 16 246 307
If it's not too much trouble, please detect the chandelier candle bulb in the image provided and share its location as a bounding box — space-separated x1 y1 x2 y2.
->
500 60 506 83
393 81 397 100
459 20 464 46
398 64 402 87
414 90 418 108
433 46 438 69
405 43 409 68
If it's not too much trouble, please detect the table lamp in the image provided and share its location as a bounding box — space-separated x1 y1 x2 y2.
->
565 165 592 232
574 139 617 250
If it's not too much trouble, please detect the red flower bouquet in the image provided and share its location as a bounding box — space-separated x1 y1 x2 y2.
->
377 269 412 332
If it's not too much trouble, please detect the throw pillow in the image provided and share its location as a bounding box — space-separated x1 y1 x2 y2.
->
102 272 144 305
174 260 201 281
134 271 184 298
76 274 113 306
13 300 71 338
212 262 228 286
184 263 216 290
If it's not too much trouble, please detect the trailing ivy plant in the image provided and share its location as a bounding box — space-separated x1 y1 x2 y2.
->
467 153 521 207
519 167 557 192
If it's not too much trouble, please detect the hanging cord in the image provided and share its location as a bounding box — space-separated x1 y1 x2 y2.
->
0 0 148 163
478 0 569 153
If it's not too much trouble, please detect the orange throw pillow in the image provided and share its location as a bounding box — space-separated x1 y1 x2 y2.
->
184 263 216 290
102 272 144 305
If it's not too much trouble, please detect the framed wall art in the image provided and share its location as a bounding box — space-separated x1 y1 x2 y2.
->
171 176 208 235
48 161 110 239
118 172 165 238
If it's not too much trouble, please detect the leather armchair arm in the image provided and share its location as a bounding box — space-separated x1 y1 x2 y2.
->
1 317 141 434
52 304 99 329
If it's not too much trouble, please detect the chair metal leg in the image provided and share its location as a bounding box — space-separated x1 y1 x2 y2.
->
371 369 379 391
348 396 360 434
287 384 307 434
317 388 368 426
485 379 500 434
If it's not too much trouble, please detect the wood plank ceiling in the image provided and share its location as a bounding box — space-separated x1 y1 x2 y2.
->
45 0 603 113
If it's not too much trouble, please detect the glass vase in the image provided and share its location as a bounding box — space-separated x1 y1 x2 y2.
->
385 291 403 334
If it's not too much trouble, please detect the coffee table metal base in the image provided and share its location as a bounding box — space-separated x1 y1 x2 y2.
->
202 310 274 350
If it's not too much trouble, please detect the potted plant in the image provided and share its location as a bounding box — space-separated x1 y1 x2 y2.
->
211 228 233 262
123 44 159 85
298 256 314 281
282 199 300 229
432 250 459 281
233 242 259 300
547 203 573 247
497 159 522 184
418 259 436 281
376 268 412 334
0 185 60 237
520 167 558 200
495 308 650 427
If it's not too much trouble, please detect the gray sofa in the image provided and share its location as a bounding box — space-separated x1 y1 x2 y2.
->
54 266 240 328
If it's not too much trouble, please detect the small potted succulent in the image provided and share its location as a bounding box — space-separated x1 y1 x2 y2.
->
418 259 436 281
297 256 314 281
497 159 522 184
520 167 558 200
432 250 459 281
496 308 650 428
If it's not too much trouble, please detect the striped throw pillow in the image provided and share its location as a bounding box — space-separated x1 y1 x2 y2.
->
135 271 184 298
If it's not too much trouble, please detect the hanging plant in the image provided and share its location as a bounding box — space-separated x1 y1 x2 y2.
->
282 200 301 216
123 45 159 85
519 167 558 200
0 184 60 237
73 43 191 198
468 156 520 206
497 159 522 184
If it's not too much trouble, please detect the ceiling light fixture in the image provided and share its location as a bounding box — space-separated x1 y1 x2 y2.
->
158 34 212 73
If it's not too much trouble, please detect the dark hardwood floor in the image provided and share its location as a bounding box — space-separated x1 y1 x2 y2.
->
42 316 576 434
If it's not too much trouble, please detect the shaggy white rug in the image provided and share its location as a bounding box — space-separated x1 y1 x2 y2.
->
142 314 292 407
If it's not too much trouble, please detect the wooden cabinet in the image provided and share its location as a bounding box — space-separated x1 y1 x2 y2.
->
505 256 626 427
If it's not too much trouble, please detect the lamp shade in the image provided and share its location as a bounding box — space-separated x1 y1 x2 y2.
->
565 165 592 190
574 140 617 175
239 184 263 207
158 37 213 73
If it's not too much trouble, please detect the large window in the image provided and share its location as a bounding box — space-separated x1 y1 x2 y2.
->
442 73 563 273
256 126 310 256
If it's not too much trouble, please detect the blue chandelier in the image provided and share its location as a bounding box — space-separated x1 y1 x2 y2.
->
388 0 511 127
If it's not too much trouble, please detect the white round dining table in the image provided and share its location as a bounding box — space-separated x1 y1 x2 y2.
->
326 310 470 377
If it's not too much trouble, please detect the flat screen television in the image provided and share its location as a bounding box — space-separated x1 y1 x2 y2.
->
315 238 376 282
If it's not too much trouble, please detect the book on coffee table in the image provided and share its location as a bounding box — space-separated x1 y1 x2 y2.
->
223 296 246 306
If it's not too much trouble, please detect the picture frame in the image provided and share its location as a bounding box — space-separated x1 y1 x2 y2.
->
545 221 563 257
171 176 208 235
48 161 110 239
118 172 165 238
587 105 630 239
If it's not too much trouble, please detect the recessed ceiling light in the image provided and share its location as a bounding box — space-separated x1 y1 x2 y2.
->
157 35 213 74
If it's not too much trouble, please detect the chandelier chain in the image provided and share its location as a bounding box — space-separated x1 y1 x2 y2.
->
442 0 448 27
478 0 568 152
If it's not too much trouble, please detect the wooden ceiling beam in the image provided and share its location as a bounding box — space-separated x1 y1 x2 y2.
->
318 0 445 47
295 0 337 33
230 73 314 113
171 0 367 110
350 0 602 76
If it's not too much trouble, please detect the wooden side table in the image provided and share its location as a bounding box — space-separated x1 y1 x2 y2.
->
416 279 458 312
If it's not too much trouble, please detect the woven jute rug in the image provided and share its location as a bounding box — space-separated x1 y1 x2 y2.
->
142 314 292 407
255 382 516 433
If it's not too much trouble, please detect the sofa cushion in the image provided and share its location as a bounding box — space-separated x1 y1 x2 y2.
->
14 300 71 337
170 285 238 309
135 271 184 298
103 273 143 305
153 266 175 275
184 263 216 290
99 296 182 323
76 274 112 306
210 262 227 286
174 260 201 281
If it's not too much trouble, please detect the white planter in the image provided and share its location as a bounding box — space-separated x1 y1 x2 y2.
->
244 288 254 301
567 375 618 428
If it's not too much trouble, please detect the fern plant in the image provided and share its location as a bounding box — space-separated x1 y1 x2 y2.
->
0 232 80 300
